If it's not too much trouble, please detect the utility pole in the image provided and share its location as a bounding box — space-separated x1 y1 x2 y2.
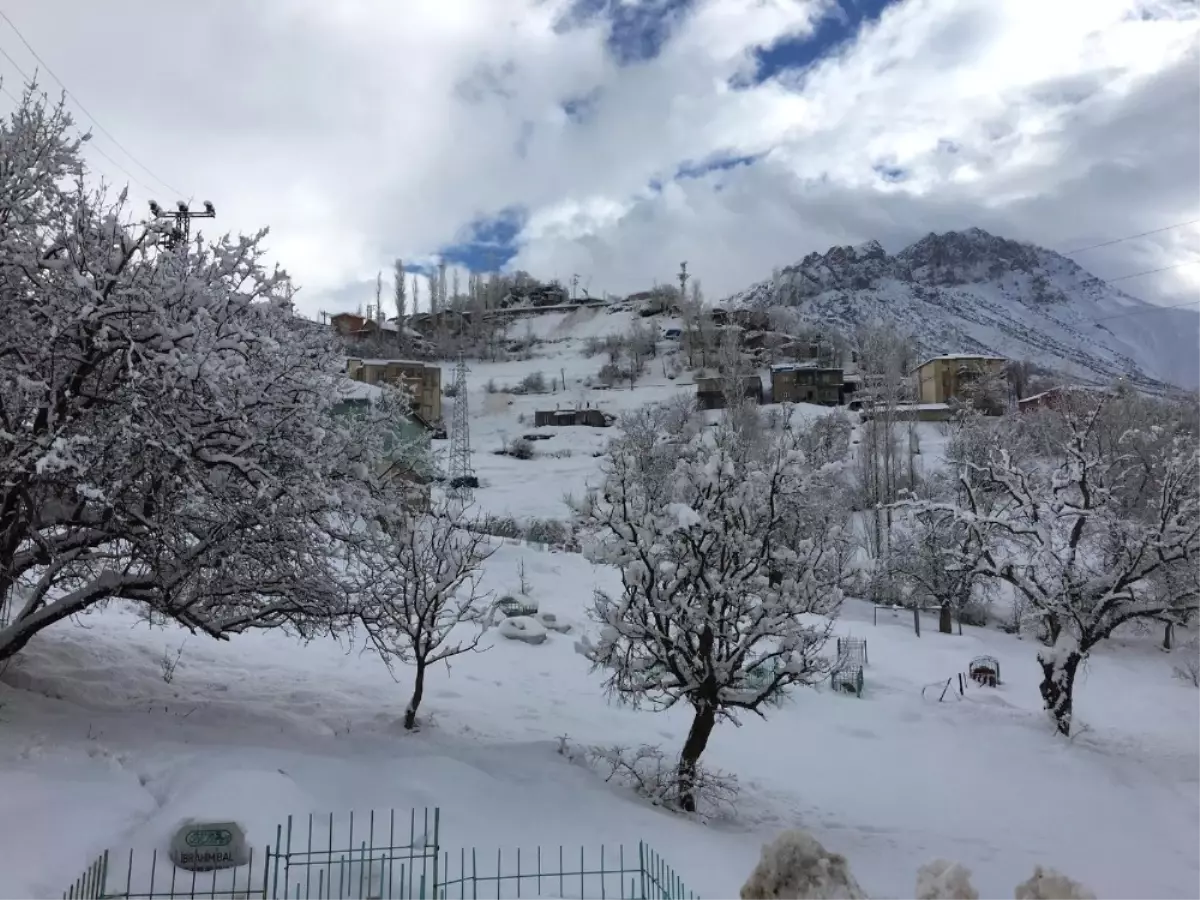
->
149 200 215 252
447 353 475 501
571 273 579 301
678 261 689 301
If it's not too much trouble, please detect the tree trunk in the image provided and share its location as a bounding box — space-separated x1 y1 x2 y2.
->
938 602 953 634
1163 620 1174 652
1037 648 1082 737
676 702 718 813
404 658 427 731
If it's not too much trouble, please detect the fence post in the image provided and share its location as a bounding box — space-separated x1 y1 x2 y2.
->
913 606 921 638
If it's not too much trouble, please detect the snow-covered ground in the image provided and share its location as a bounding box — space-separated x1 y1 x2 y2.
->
2 310 1197 899
2 541 1197 898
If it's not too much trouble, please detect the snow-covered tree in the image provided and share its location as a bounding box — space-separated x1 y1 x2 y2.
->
575 408 851 810
853 325 919 603
893 411 999 632
393 258 407 327
346 500 493 730
914 396 1199 735
0 88 408 663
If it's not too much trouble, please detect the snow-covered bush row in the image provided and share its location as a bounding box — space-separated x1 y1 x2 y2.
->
740 829 1096 899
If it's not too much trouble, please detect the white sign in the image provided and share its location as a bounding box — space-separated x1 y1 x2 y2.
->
169 821 249 872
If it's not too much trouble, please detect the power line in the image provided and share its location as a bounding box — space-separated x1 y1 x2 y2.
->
1106 260 1199 283
1062 219 1200 255
1089 298 1200 324
0 10 183 198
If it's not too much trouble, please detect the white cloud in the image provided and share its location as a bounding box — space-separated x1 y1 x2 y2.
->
0 0 1195 313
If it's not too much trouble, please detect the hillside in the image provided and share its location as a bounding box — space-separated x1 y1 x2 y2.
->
724 228 1200 390
3 304 1198 900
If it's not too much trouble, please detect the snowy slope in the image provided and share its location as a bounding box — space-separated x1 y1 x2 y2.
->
1 544 1196 899
725 229 1200 389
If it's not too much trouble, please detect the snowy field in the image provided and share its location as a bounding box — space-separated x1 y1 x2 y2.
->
2 540 1197 898
2 309 1197 900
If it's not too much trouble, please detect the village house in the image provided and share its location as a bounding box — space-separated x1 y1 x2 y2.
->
913 354 1007 405
770 363 844 406
331 379 433 509
694 373 763 410
533 408 613 428
329 311 408 344
1017 384 1110 413
346 358 442 427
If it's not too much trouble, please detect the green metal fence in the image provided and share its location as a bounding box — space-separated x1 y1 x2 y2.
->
433 841 696 899
61 808 697 900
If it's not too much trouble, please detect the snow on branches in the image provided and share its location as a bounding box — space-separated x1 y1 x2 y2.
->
574 404 852 811
0 89 412 661
908 392 1199 735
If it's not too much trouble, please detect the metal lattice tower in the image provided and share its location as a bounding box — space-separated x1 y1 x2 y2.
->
448 353 475 499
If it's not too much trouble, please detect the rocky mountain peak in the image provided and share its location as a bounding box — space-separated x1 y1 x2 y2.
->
897 228 1049 287
723 227 1200 391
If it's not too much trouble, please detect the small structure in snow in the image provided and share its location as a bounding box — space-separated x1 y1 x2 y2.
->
1013 866 1096 900
533 408 613 427
498 616 548 645
496 595 539 618
968 655 1001 687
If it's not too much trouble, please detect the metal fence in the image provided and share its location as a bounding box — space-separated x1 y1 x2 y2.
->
434 841 696 899
62 808 697 900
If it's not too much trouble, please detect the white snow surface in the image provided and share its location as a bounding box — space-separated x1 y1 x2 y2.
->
2 311 1198 899
1 543 1196 898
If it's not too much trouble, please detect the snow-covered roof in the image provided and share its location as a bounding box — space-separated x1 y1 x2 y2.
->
917 353 1007 368
348 357 436 368
333 378 385 402
769 362 838 373
1018 385 1106 404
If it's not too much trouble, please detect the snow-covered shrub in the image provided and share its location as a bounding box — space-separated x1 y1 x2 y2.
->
1013 866 1095 899
524 517 573 548
476 514 522 540
520 370 547 393
508 438 536 460
576 743 737 820
740 830 866 899
914 860 978 899
1173 637 1200 687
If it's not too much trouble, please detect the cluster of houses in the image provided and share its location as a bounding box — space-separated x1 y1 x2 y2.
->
694 353 1015 420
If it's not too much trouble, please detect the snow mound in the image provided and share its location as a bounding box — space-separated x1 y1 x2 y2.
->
120 768 314 856
498 616 548 644
1013 865 1096 900
915 859 979 899
740 830 867 899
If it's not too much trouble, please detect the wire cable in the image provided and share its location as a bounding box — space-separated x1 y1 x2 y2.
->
1061 219 1200 255
0 10 183 198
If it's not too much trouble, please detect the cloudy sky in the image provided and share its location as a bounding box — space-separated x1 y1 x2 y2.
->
1 0 1197 317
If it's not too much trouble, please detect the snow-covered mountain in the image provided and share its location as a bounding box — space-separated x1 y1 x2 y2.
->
724 228 1199 389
